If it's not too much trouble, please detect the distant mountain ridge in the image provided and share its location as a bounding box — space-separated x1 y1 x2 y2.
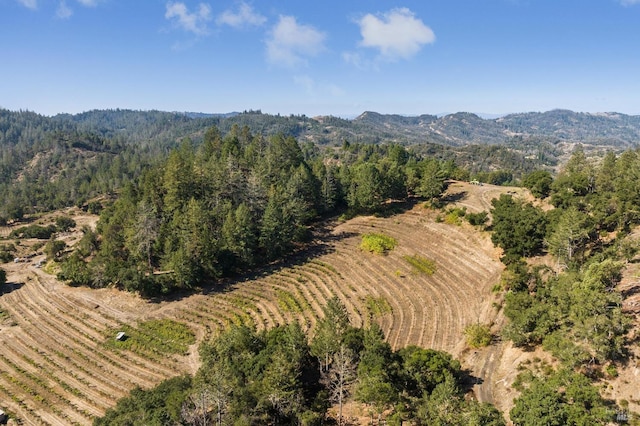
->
2 107 640 149
350 109 640 147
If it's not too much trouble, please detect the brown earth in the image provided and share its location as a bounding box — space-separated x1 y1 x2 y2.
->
606 237 640 417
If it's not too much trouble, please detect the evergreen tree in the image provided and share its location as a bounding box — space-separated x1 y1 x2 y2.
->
311 296 351 373
221 203 257 270
166 198 219 288
545 206 593 268
347 162 384 212
490 195 547 261
259 189 295 261
355 324 398 423
522 169 553 199
416 159 446 201
163 140 196 214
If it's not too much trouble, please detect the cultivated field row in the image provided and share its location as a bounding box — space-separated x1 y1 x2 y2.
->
0 271 185 425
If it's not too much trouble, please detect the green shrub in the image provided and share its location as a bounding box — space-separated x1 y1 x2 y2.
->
87 201 103 215
360 233 397 255
364 295 392 317
9 224 57 239
55 216 76 232
57 254 92 286
403 255 436 275
45 239 67 261
444 207 467 225
107 319 195 356
604 364 618 378
0 243 16 263
464 323 492 348
466 211 489 226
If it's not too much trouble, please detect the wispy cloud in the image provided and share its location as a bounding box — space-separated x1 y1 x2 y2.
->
165 2 212 35
21 0 102 17
217 2 266 29
17 0 37 10
355 8 435 61
294 75 345 98
620 0 640 5
266 15 326 68
342 51 375 71
56 0 73 18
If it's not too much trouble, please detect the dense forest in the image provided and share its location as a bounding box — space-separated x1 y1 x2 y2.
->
3 108 640 424
54 126 459 295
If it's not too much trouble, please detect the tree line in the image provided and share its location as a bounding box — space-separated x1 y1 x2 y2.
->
56 125 456 296
487 145 640 424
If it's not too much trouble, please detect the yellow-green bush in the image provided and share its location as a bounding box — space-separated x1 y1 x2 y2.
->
360 233 397 255
403 255 437 275
464 323 492 348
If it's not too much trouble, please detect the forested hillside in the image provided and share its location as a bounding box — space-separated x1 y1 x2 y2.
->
3 107 638 221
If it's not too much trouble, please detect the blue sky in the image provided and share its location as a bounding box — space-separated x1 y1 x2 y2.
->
1 0 639 117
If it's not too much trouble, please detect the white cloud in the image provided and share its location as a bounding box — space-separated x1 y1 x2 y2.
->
266 15 326 67
165 2 212 35
217 2 266 28
620 0 640 4
55 0 101 19
17 0 37 10
356 8 435 61
56 0 72 18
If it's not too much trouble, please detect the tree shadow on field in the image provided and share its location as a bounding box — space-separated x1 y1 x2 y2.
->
148 200 418 302
144 219 362 303
459 367 484 392
200 228 359 297
0 281 24 296
372 198 421 218
439 191 468 206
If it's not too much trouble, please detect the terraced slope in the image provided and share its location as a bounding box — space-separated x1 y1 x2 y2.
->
0 183 509 425
0 271 183 425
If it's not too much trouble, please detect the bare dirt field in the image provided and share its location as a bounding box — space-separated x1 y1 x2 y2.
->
1 183 637 425
607 239 640 416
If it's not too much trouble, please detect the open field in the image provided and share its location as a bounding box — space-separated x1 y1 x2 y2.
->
6 181 634 424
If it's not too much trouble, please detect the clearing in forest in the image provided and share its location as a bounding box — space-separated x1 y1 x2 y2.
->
0 182 513 425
